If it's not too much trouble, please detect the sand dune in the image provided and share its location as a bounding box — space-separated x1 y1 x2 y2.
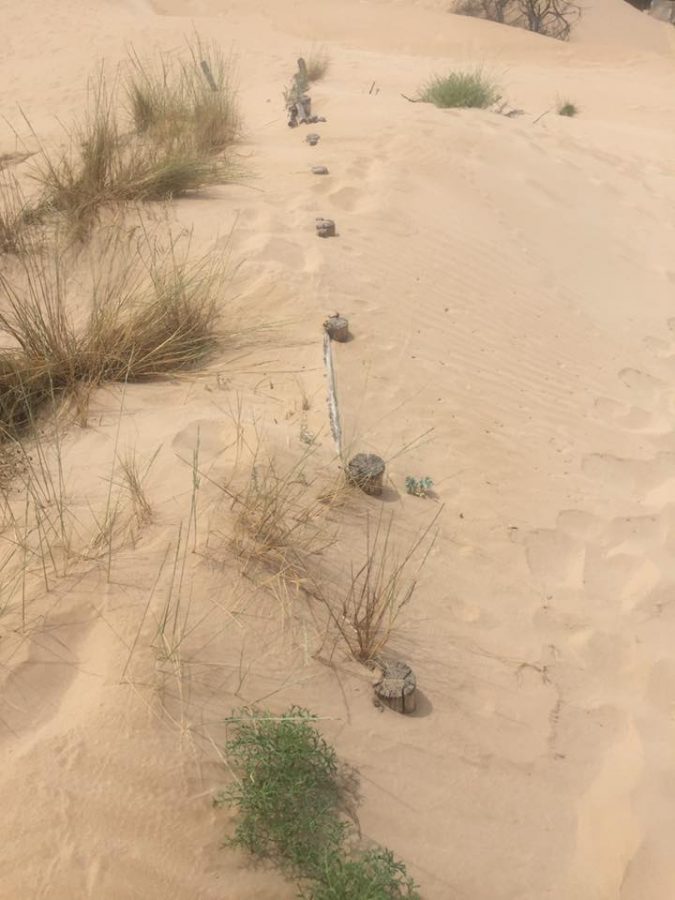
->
1 0 675 897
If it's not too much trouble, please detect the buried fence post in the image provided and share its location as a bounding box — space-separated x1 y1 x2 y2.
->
323 314 349 342
374 660 417 714
347 453 385 496
200 60 219 91
315 218 336 238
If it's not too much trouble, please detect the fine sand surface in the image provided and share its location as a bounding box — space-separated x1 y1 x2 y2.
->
1 1 675 897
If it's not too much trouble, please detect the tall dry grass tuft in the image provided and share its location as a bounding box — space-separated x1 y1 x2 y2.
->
221 438 437 663
126 37 240 154
33 63 236 236
305 48 330 83
0 232 226 440
0 177 35 255
81 243 223 383
318 509 439 662
229 450 337 585
0 357 61 439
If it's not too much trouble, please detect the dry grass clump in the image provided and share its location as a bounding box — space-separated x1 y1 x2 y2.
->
81 247 222 382
0 177 36 255
305 48 330 83
0 356 61 438
225 444 438 663
33 80 230 236
31 39 239 237
126 37 240 153
321 510 438 662
230 451 337 584
0 235 224 440
419 68 501 109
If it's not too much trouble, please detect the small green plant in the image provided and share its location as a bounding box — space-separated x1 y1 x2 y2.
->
309 848 420 900
215 707 346 878
557 99 578 117
405 476 433 498
217 707 420 898
419 68 501 109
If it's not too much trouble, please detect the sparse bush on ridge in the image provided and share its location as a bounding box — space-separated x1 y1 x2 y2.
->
418 68 501 109
216 707 420 898
454 0 580 41
557 99 578 117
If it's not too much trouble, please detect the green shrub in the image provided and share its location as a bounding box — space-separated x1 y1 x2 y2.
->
216 707 346 878
217 707 421 898
309 848 420 900
557 100 578 117
419 69 500 109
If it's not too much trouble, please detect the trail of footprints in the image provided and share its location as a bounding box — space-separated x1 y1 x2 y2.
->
522 312 675 882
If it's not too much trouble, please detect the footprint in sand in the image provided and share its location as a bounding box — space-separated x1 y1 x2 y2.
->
618 367 664 399
325 185 364 213
524 527 586 588
0 613 97 740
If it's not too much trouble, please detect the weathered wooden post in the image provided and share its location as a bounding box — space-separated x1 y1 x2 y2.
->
200 60 218 92
315 218 336 238
347 453 385 495
323 314 349 342
374 660 417 714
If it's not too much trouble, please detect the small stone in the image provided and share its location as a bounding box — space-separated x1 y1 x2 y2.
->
306 133 320 146
312 165 329 175
315 218 336 238
323 314 349 342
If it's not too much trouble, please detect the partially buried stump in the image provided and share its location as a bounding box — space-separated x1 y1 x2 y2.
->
323 314 349 342
374 660 417 714
316 218 336 238
347 453 385 495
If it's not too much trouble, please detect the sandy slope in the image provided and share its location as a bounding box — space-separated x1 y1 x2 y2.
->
1 0 675 897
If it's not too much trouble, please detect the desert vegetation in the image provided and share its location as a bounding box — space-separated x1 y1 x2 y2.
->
223 448 438 664
419 69 501 109
125 38 240 152
557 99 578 116
1 35 431 900
0 38 239 247
216 706 420 898
0 232 225 441
305 48 331 83
454 0 581 40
